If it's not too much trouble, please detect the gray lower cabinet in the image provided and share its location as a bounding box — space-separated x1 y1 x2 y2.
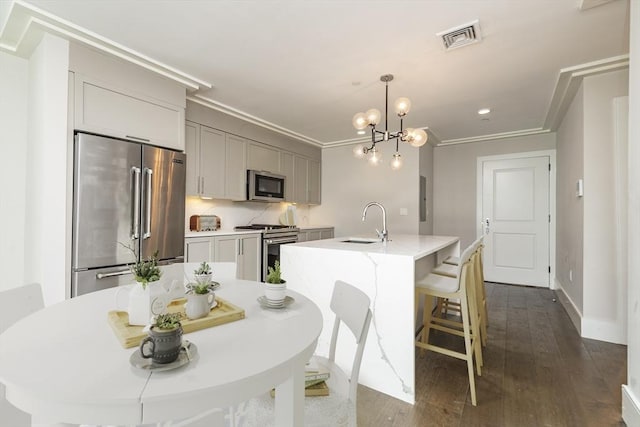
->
298 227 334 242
185 233 261 281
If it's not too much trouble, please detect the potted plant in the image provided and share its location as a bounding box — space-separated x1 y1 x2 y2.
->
265 261 287 303
131 250 163 288
193 261 212 285
139 313 183 364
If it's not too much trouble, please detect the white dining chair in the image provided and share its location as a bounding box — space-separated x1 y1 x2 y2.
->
231 280 373 427
0 283 44 427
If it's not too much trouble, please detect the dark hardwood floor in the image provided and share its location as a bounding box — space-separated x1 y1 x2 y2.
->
357 282 627 426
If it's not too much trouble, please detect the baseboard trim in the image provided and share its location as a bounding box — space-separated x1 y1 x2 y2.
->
622 385 640 426
554 280 582 335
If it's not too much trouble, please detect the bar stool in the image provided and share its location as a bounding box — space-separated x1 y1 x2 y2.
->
432 237 488 346
414 243 483 406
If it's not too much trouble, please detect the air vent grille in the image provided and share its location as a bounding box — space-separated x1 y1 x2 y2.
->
437 20 482 51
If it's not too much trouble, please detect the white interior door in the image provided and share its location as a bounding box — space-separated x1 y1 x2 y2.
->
482 156 550 287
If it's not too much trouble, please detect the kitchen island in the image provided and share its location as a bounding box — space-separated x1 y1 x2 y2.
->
281 234 459 404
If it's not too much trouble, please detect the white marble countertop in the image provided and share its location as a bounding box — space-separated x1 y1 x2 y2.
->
184 229 263 238
289 234 459 260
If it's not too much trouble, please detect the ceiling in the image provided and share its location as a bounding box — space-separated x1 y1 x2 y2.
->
2 0 630 146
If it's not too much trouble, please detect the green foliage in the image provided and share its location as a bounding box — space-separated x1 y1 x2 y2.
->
194 261 211 275
266 260 285 284
186 281 215 295
153 313 182 330
120 242 162 288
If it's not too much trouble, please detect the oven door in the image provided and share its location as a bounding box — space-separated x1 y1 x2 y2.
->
262 236 298 282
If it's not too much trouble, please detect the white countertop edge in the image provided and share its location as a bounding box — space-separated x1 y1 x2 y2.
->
297 225 334 230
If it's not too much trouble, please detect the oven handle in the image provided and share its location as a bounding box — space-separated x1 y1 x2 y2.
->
264 237 298 244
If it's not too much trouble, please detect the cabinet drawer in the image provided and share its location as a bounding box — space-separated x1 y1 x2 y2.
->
75 76 184 150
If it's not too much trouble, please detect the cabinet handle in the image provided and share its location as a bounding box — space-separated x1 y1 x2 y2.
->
201 177 205 194
126 135 151 142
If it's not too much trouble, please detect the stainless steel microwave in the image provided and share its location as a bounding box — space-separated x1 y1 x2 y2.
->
247 170 286 202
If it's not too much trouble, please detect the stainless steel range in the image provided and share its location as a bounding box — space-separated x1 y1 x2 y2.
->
234 224 299 282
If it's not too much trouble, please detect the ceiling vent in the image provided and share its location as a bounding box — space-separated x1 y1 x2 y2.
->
436 20 482 51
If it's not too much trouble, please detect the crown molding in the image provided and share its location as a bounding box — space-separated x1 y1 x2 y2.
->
543 54 629 131
0 0 211 91
438 128 550 146
188 94 324 148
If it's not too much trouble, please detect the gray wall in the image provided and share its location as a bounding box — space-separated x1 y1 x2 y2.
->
556 85 585 313
312 141 421 238
419 142 434 235
433 133 556 248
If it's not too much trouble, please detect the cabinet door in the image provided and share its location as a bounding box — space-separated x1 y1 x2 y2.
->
247 143 280 173
225 134 247 200
308 159 321 205
308 230 322 241
320 228 334 239
213 236 239 263
185 121 200 196
293 156 308 203
75 75 184 151
239 234 261 281
200 126 226 198
185 237 214 262
280 151 295 202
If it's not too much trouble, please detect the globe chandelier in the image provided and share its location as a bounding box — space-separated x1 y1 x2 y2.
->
352 74 428 170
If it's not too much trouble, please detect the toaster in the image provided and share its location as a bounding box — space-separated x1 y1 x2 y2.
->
190 215 221 231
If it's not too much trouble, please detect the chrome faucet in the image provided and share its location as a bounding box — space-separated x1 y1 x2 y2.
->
362 201 388 242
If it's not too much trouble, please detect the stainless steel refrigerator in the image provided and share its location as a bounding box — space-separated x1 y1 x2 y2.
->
71 132 186 297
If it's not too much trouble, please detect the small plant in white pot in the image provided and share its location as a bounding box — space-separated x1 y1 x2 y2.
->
193 261 212 285
185 265 217 320
265 261 286 304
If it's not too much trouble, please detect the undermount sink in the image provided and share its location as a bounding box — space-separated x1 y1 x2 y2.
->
341 237 380 244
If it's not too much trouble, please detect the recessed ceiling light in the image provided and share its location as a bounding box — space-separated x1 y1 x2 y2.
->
357 130 366 135
478 108 491 115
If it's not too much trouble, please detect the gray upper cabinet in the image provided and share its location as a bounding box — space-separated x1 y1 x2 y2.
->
185 121 226 198
74 74 184 151
247 142 280 173
308 159 321 205
293 155 308 203
225 134 247 201
279 151 295 202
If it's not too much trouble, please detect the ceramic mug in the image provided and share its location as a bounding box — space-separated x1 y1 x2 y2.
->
184 292 215 320
139 326 183 364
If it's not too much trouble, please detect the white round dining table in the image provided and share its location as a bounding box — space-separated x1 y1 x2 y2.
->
0 279 323 426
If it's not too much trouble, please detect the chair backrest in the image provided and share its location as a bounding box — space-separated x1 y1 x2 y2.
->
328 280 372 403
0 283 44 334
454 240 479 287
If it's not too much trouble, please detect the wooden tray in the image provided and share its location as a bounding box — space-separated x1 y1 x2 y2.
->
108 297 245 348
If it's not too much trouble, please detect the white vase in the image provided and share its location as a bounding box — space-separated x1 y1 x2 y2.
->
185 292 216 320
126 280 170 326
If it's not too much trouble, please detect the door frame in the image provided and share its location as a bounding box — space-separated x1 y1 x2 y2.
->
476 149 557 289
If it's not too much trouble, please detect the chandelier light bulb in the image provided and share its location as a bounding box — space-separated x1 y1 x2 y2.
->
365 108 382 126
394 97 411 116
352 112 369 130
410 128 428 147
368 148 382 166
404 128 415 143
352 144 365 159
391 153 403 170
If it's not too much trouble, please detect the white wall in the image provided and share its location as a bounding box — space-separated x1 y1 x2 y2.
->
433 133 557 248
23 34 70 305
582 70 629 343
419 142 434 235
556 85 585 315
623 0 640 423
312 141 421 238
0 51 28 291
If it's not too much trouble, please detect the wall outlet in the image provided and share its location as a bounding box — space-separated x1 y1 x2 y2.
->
400 208 408 216
569 269 573 282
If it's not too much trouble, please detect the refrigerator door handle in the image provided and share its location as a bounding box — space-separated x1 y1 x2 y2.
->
131 167 141 240
96 269 132 279
143 167 153 239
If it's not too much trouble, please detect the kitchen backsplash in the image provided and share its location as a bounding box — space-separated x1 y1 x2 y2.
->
185 197 311 230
